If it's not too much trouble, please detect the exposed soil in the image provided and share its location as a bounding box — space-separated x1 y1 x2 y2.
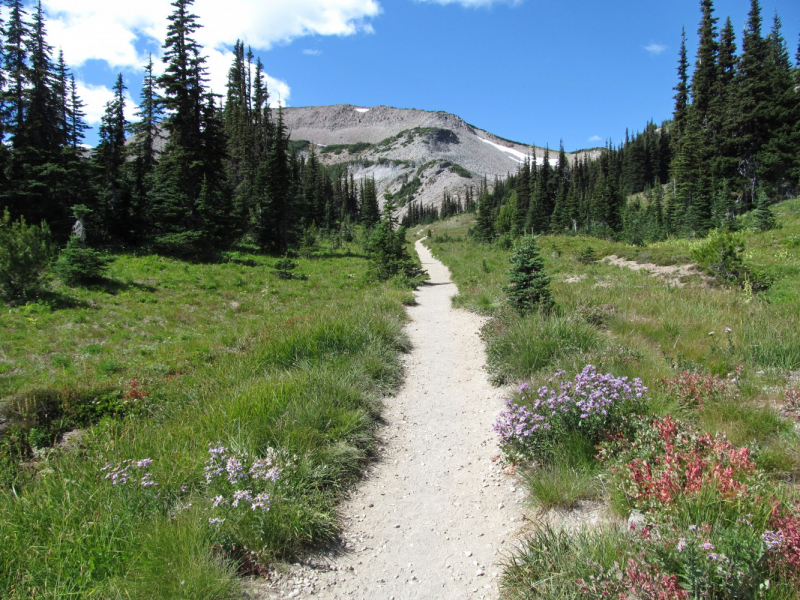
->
248 240 526 599
602 255 700 287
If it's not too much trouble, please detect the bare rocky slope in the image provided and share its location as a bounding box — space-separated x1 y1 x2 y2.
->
276 105 600 216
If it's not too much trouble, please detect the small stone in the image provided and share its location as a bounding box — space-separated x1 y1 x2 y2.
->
498 503 504 509
464 551 472 557
394 524 400 528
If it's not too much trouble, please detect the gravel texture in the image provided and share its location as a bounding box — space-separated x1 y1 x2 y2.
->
247 239 526 600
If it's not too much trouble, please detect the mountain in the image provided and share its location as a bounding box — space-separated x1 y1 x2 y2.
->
277 105 600 214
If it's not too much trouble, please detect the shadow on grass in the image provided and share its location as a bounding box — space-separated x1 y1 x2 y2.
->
83 277 157 295
30 289 93 310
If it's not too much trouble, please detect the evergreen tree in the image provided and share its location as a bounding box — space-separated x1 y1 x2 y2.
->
67 75 88 150
673 28 691 146
255 106 291 253
503 236 554 313
95 74 131 240
710 17 739 183
360 176 380 228
152 0 232 254
691 0 719 123
474 188 495 242
758 13 795 194
733 0 771 206
753 188 777 231
2 0 29 147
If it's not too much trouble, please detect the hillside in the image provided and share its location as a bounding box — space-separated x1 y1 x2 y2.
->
277 104 600 215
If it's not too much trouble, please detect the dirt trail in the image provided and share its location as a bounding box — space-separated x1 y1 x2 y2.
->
250 239 525 600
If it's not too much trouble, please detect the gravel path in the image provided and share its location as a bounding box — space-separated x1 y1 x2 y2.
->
249 239 526 600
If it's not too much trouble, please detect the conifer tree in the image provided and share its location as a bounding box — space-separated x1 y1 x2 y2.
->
360 176 380 228
67 76 88 150
2 0 29 147
131 55 162 182
758 13 795 193
673 28 691 146
753 188 777 231
710 17 738 182
474 189 495 242
0 10 8 185
513 160 530 236
255 106 291 252
152 0 232 254
503 236 553 313
691 0 719 123
734 0 770 206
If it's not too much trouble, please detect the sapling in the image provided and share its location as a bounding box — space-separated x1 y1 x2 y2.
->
503 236 554 313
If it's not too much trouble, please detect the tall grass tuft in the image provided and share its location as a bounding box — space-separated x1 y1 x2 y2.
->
484 311 602 383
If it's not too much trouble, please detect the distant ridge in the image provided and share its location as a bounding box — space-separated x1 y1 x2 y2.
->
275 105 600 213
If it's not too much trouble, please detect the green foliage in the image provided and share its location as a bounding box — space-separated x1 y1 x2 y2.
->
0 209 54 301
503 236 554 313
690 229 748 285
53 236 113 285
754 189 778 231
320 142 373 155
449 163 472 178
576 245 597 265
273 256 306 280
366 204 424 282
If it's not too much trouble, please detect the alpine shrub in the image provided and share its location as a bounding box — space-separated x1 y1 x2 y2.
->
54 236 113 285
0 208 54 301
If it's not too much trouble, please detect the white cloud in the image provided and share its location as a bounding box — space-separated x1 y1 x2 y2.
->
75 81 138 126
414 0 522 6
588 135 602 143
43 0 381 108
644 43 667 56
303 49 323 55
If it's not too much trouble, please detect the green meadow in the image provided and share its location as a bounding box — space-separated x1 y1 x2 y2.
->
0 241 418 599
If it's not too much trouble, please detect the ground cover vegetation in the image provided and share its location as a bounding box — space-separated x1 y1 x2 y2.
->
424 190 800 597
468 0 799 247
0 241 422 598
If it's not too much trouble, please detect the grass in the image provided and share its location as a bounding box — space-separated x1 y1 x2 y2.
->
0 238 420 598
422 201 800 599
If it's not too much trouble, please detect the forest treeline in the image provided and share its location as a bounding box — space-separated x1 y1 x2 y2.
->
472 0 799 245
0 0 381 257
1 0 797 255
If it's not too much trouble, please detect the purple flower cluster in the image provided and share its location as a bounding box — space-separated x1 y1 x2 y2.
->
203 443 286 522
101 458 157 487
494 366 649 460
762 530 785 550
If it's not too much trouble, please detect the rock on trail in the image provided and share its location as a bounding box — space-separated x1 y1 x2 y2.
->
248 239 526 600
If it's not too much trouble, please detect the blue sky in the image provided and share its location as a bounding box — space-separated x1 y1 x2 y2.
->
39 0 800 151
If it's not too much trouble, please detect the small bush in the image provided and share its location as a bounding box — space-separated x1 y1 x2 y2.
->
0 208 54 301
273 257 307 280
691 229 746 283
54 236 113 285
690 229 771 290
577 245 597 265
503 236 554 313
